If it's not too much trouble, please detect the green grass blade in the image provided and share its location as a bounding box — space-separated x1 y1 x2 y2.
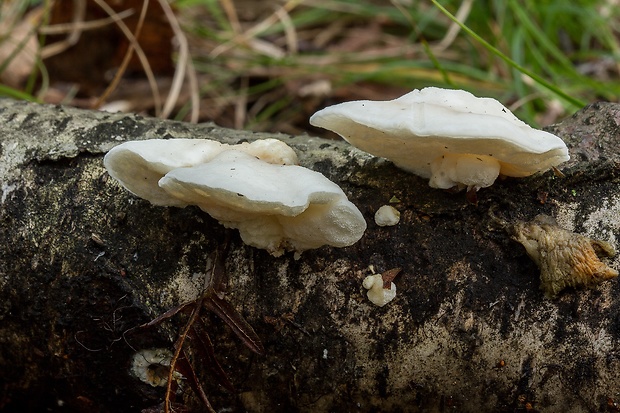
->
0 84 39 101
430 0 585 108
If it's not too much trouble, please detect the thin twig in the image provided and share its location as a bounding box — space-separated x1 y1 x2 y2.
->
190 325 236 393
218 0 242 34
185 50 200 123
91 0 161 114
204 295 265 355
39 9 134 35
164 296 210 413
274 5 298 55
234 75 248 129
433 0 473 52
210 0 302 58
157 0 193 119
39 0 86 59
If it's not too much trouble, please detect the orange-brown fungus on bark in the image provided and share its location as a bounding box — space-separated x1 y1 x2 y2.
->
512 214 618 298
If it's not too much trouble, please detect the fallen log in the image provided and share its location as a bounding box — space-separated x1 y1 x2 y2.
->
1 98 619 412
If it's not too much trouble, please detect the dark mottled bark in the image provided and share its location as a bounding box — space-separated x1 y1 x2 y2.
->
1 99 619 413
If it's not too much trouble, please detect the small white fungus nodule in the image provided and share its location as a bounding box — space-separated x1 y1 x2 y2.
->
310 87 570 191
130 348 173 387
374 205 400 227
362 274 397 307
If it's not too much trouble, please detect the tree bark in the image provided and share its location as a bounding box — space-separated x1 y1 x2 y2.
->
1 98 620 413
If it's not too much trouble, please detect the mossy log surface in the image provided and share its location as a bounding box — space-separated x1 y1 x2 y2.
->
1 99 620 412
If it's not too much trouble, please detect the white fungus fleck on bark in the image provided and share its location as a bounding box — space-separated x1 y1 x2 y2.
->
374 205 400 227
362 274 397 307
129 348 174 387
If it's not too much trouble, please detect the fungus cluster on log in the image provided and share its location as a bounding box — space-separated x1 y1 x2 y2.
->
105 87 617 300
104 138 366 257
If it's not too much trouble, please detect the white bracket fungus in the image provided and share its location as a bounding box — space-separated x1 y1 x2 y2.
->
104 139 366 257
104 138 298 206
374 205 400 227
310 87 570 192
159 150 366 256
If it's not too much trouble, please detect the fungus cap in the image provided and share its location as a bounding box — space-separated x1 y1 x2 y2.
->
310 87 570 190
362 274 397 307
103 138 298 206
129 348 174 387
158 150 366 256
374 205 400 227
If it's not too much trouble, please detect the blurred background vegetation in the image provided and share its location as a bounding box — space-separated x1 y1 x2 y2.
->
1 0 619 138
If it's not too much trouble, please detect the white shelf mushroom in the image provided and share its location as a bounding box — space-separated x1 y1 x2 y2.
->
103 138 298 206
310 87 570 192
104 139 366 257
159 151 366 257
